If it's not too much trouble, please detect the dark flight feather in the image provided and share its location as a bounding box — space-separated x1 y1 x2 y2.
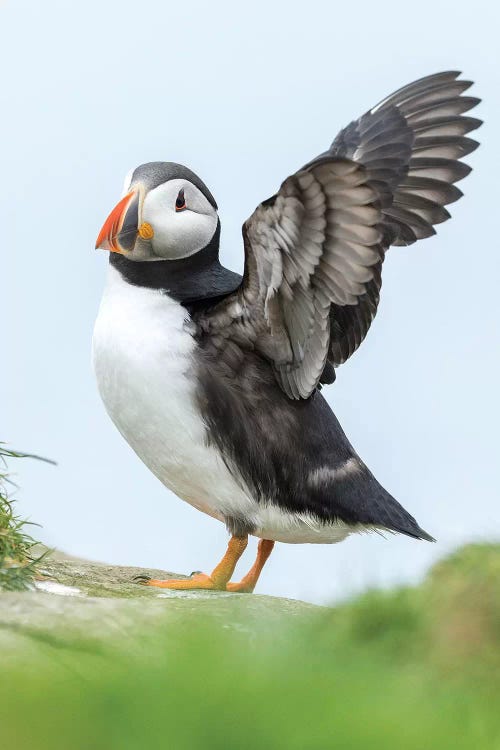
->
323 71 481 369
200 72 481 396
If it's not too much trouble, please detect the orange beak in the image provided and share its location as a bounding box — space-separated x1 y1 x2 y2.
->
95 190 137 253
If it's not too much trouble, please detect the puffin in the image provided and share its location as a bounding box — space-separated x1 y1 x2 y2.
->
93 71 481 593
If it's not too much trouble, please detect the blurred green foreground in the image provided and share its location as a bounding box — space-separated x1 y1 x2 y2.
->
1 543 500 750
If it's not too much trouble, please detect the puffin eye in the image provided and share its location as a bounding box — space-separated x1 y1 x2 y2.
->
175 189 186 212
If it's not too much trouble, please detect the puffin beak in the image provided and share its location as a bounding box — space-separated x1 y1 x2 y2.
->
95 189 139 253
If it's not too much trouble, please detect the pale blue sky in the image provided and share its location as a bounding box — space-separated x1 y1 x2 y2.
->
1 0 498 603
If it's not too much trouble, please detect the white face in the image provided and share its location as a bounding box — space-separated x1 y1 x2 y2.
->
142 179 218 261
97 172 219 262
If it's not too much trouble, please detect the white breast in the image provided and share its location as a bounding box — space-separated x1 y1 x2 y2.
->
92 266 359 546
92 266 257 524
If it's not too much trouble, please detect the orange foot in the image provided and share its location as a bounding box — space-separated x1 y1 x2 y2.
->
135 572 222 590
134 535 248 592
134 537 275 594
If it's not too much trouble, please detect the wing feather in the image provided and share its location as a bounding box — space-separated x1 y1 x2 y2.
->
324 70 481 368
200 72 481 398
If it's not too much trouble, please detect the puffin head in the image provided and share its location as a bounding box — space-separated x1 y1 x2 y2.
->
95 162 219 262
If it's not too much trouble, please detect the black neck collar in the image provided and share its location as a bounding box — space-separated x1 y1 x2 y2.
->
109 222 241 306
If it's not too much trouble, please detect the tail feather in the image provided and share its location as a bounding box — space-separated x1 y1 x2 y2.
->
368 480 435 541
330 461 436 542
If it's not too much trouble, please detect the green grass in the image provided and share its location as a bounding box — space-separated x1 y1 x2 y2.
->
1 543 500 749
0 445 49 591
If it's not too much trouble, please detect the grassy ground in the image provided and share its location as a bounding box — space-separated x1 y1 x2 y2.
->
1 543 499 749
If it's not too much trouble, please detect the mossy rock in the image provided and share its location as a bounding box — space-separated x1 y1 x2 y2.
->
0 548 319 657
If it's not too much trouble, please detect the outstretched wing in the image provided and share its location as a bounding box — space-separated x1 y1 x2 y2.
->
203 158 385 399
201 72 481 399
323 70 481 370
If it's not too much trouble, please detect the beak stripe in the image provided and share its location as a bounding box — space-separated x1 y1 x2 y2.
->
95 190 136 253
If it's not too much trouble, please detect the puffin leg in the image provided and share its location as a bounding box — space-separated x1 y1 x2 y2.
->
226 539 275 593
138 535 248 590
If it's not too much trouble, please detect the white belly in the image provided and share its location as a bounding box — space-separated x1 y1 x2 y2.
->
92 266 357 545
92 266 259 525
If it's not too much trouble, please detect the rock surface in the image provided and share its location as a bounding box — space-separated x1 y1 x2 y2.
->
0 549 319 657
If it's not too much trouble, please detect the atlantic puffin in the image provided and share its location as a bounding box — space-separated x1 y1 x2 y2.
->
93 71 481 593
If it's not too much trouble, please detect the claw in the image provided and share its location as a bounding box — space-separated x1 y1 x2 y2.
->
133 574 151 584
